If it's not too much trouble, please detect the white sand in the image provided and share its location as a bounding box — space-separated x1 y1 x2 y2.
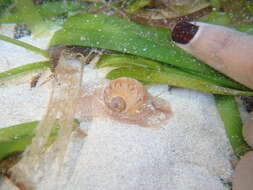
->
0 24 51 127
0 24 234 190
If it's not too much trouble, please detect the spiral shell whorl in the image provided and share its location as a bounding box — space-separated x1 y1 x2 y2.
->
103 77 149 116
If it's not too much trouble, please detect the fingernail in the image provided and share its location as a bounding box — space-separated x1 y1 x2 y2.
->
172 22 199 44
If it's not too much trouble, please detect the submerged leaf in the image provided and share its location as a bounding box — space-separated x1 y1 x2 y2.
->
220 0 253 25
0 61 49 82
201 10 232 26
0 119 79 161
98 54 253 96
0 34 49 57
49 13 247 90
208 0 221 8
0 0 90 35
11 0 48 35
123 0 152 13
215 95 252 158
0 121 38 160
37 1 90 19
235 24 253 35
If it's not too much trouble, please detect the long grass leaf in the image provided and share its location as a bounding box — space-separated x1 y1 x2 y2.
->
0 34 49 57
106 65 253 96
214 95 252 158
0 121 38 160
97 54 253 95
0 61 50 81
49 13 247 90
0 119 78 161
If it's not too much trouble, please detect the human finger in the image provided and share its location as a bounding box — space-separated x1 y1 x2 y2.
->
171 22 253 89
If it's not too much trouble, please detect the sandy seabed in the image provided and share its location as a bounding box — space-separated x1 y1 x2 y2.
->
0 24 234 190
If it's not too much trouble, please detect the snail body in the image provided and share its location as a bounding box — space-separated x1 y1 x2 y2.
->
78 77 172 127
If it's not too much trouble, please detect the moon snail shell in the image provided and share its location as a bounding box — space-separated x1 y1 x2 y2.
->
103 77 172 127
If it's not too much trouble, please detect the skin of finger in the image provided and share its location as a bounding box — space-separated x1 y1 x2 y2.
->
177 23 253 90
232 151 253 190
243 111 253 148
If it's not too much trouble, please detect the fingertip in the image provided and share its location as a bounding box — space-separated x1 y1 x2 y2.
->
171 21 199 44
171 21 253 89
232 151 253 190
243 111 253 148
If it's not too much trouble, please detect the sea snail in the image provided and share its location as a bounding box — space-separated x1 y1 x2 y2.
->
103 77 172 127
103 77 149 117
78 77 172 127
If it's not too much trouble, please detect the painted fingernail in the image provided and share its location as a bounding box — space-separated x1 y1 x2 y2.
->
172 21 199 44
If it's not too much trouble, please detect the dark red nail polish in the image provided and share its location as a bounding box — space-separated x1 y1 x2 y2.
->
172 22 199 44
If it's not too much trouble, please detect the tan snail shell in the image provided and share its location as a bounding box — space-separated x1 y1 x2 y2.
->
103 77 172 127
103 77 149 117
